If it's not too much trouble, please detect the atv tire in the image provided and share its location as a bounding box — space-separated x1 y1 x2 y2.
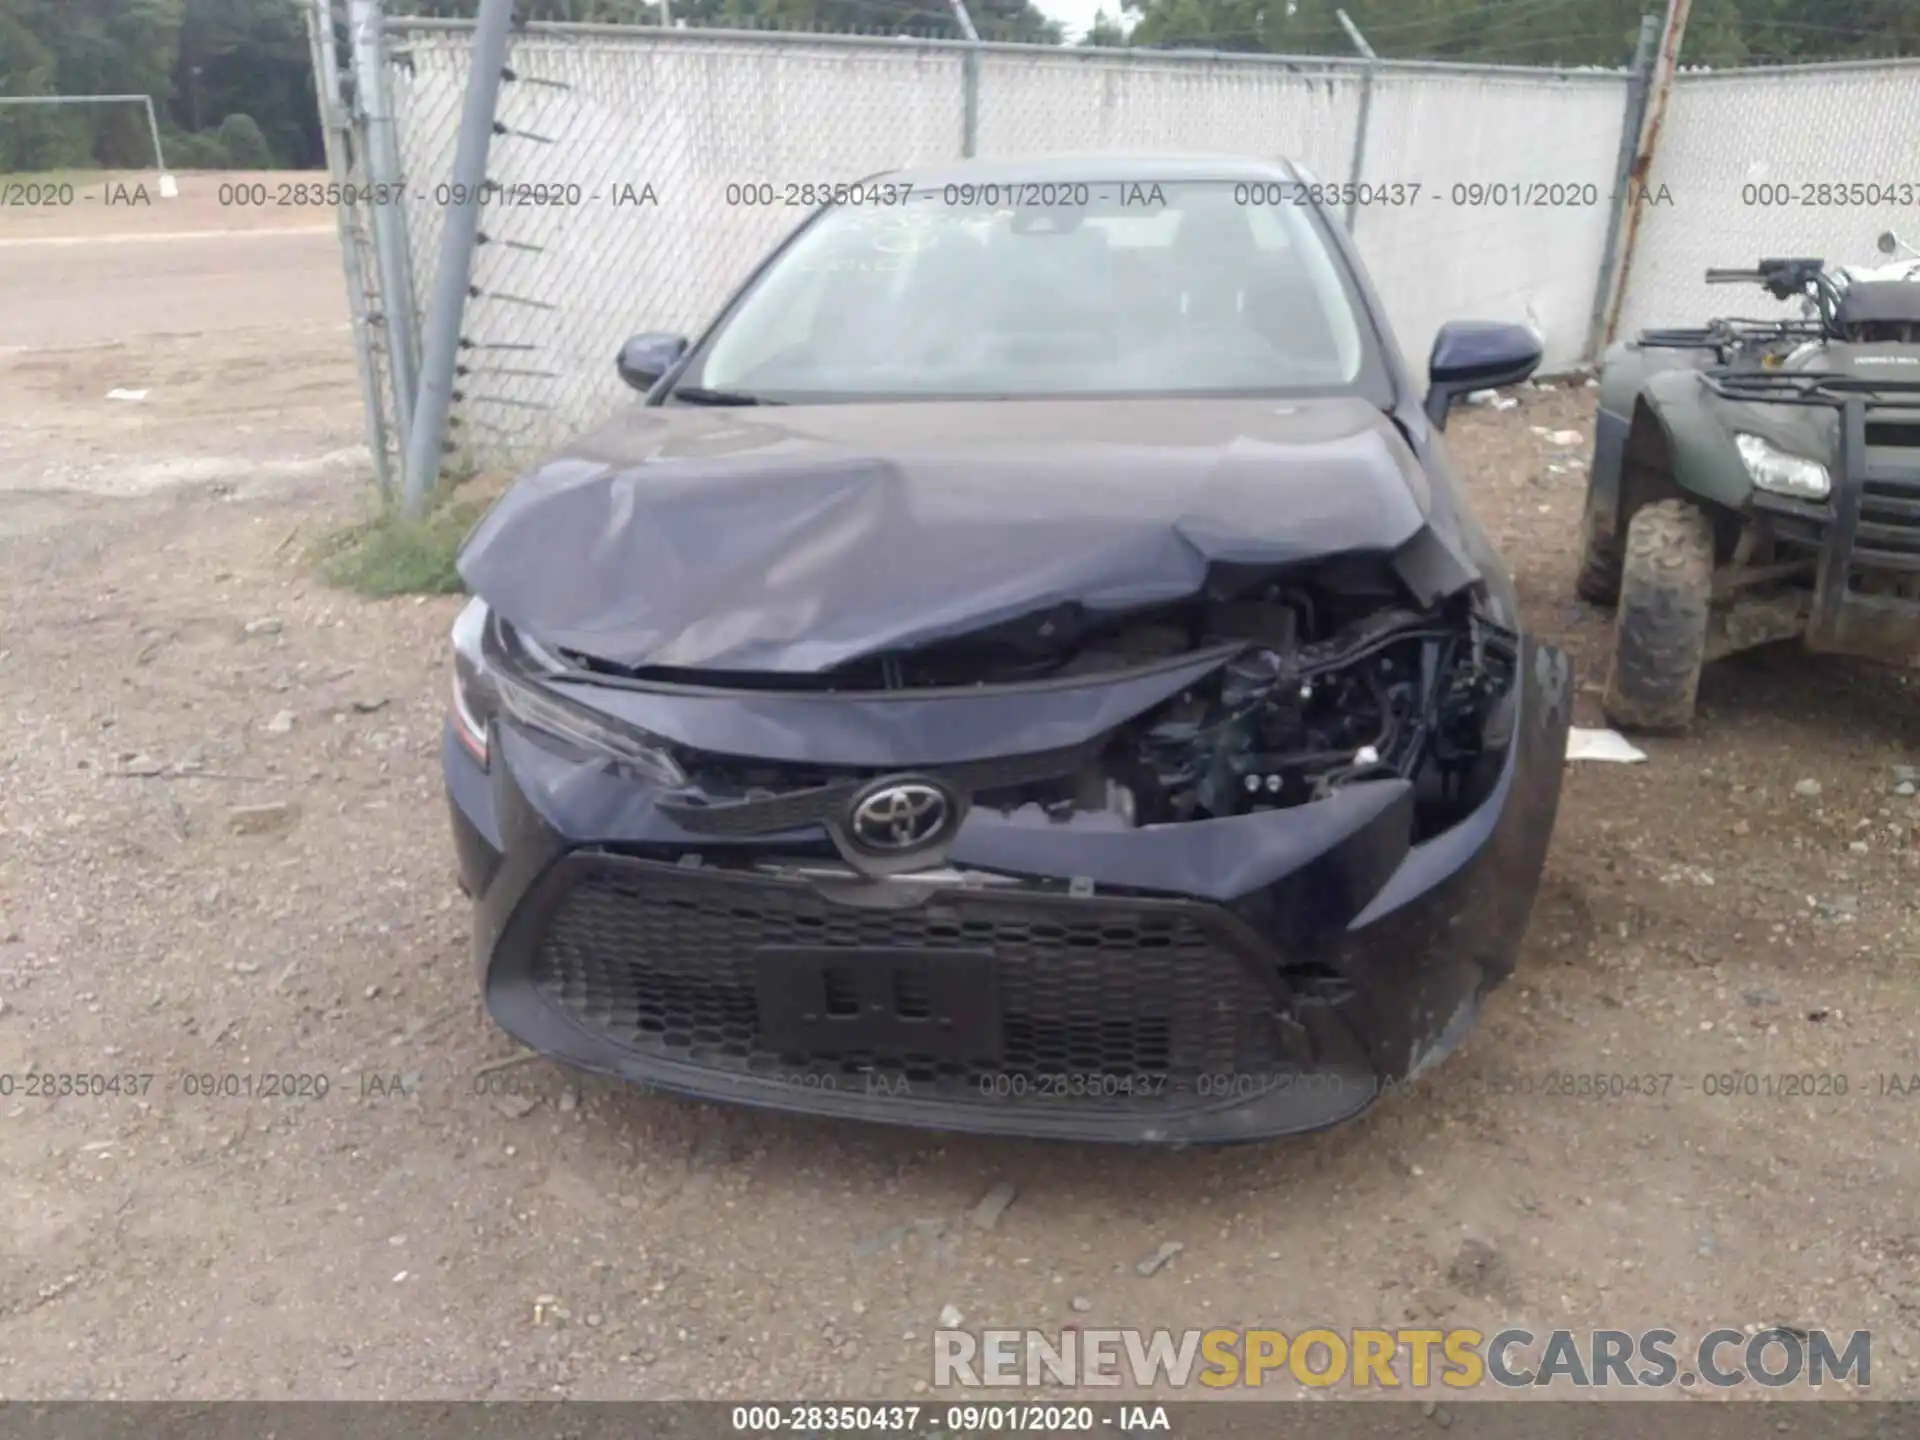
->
1602 499 1713 733
1574 479 1623 605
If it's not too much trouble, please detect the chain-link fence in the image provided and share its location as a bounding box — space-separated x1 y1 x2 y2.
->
333 12 1920 481
388 21 972 458
326 12 1920 485
1609 59 1920 341
349 14 1650 471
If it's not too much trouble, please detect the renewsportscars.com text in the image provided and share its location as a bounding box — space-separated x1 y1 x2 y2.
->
932 1326 1872 1390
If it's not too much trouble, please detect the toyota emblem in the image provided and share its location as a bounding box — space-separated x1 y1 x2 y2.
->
849 780 954 852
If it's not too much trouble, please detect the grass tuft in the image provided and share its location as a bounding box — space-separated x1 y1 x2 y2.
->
310 486 496 598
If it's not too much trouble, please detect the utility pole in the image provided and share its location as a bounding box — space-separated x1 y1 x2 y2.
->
1336 9 1376 235
1600 0 1691 347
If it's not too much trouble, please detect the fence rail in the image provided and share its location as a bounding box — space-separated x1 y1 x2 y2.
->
327 9 1920 484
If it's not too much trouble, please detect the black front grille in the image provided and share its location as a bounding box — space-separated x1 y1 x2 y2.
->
1751 405 1920 574
1857 422 1920 569
523 858 1293 1113
658 741 1095 838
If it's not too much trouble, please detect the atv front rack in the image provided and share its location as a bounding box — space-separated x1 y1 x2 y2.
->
1703 369 1920 403
1634 318 1825 352
1711 370 1920 656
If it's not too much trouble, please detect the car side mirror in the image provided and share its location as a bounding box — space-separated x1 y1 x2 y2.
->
1424 320 1543 430
617 332 689 393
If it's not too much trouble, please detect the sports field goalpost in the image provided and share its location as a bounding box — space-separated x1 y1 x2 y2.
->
0 94 177 194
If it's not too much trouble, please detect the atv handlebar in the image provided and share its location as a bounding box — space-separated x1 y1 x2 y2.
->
1701 257 1851 332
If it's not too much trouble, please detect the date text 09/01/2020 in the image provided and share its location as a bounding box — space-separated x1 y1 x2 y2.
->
727 1404 1159 1434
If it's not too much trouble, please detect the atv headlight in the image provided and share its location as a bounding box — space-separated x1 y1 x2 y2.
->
447 598 685 785
1736 433 1830 502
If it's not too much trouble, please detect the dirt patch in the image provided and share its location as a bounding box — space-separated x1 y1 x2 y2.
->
2 217 1918 1399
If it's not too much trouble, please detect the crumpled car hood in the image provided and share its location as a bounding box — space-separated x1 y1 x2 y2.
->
458 396 1437 673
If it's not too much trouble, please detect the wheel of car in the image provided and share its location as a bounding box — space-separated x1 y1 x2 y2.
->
1574 477 1622 605
1602 499 1713 733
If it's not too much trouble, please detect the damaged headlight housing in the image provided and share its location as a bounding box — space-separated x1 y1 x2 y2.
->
1118 606 1517 830
448 597 686 784
1736 432 1830 502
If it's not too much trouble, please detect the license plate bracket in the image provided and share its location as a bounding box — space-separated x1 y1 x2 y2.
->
753 947 1002 1062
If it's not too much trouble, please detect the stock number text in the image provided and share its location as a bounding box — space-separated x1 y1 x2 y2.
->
1743 181 1920 208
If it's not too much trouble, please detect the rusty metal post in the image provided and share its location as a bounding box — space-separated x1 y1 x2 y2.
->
1598 0 1691 349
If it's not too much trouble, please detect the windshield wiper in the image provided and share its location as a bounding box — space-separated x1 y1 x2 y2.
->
670 385 781 406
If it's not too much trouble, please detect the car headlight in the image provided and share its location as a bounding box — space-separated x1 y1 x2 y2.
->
449 597 495 766
1736 432 1831 502
447 598 686 785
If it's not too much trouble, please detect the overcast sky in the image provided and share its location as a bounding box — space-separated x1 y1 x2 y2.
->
1038 0 1126 44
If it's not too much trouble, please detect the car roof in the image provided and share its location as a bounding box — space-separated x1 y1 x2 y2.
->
869 153 1304 188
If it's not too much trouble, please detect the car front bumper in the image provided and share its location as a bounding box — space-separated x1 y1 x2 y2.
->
446 639 1571 1144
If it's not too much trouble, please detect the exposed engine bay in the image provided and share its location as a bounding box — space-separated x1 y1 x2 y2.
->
968 564 1516 837
565 554 1519 843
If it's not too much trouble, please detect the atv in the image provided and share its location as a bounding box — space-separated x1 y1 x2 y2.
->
1578 230 1920 730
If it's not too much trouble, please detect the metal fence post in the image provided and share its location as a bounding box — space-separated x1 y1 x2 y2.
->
948 0 981 158
1335 10 1376 235
305 0 394 498
401 0 516 517
961 46 980 157
139 97 170 174
1585 14 1660 361
349 0 421 448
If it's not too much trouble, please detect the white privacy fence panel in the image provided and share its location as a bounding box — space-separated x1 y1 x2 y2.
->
1353 68 1629 374
1610 60 1920 341
972 50 1364 183
376 21 1645 465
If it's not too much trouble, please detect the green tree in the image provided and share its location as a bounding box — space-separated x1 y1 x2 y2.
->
1110 0 1914 67
174 0 320 169
1081 7 1128 43
0 3 92 169
215 110 271 166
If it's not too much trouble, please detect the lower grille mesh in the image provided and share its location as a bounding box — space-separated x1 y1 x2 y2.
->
525 861 1291 1112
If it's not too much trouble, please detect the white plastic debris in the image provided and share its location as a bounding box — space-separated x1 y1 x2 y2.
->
1567 727 1647 763
1466 389 1499 405
1546 429 1584 446
106 388 148 402
158 174 179 199
1488 395 1519 410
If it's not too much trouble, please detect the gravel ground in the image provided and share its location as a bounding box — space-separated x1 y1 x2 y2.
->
4 175 1920 1404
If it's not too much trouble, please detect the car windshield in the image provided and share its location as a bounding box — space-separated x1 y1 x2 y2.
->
683 179 1371 401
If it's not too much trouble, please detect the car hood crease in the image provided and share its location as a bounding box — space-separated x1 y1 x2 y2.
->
458 398 1438 673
